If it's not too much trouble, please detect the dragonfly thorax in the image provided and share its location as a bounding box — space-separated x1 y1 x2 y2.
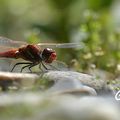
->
41 48 56 63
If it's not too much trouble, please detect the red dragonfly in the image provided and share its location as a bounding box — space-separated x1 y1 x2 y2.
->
0 36 82 72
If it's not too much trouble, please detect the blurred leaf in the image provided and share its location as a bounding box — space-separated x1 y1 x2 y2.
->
88 0 113 10
48 0 77 9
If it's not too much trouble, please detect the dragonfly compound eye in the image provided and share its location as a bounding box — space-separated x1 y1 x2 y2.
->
42 48 56 63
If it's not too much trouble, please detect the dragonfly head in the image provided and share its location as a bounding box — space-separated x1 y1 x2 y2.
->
41 48 56 63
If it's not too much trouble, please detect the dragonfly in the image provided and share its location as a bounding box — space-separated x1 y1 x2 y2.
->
0 36 82 72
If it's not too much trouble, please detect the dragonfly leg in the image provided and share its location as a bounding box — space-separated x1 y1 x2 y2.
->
11 62 32 72
41 62 49 70
28 63 38 73
41 62 59 71
20 64 31 73
28 66 32 73
39 63 43 72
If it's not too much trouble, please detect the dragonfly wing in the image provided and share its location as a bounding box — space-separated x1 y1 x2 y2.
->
0 36 28 52
37 43 84 48
44 60 69 71
0 46 17 52
0 36 27 48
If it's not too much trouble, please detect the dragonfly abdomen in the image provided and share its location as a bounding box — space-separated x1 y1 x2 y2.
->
0 49 18 58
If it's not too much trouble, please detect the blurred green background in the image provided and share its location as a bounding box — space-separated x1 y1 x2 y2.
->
0 0 119 76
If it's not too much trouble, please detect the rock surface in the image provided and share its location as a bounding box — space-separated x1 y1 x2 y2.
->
0 93 119 120
0 71 118 120
42 71 112 94
0 71 113 95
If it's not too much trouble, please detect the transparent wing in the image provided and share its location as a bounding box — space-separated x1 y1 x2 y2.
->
0 36 27 47
0 36 84 51
0 36 27 51
37 43 84 48
44 60 69 71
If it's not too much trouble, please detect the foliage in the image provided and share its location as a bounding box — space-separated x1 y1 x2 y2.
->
77 11 120 75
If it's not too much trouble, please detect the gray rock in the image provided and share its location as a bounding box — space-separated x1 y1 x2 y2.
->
36 96 120 120
42 71 112 94
47 78 97 96
0 92 119 120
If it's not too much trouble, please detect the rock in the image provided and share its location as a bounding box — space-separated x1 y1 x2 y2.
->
47 78 97 96
42 71 112 94
37 96 120 120
0 72 39 91
0 71 113 95
0 93 119 120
